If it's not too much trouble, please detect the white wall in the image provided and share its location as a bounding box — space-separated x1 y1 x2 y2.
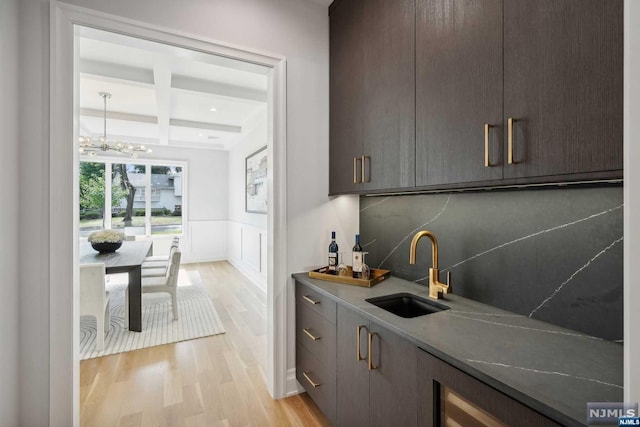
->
19 0 52 424
227 113 269 292
0 0 20 424
18 0 359 424
145 145 229 263
624 0 640 405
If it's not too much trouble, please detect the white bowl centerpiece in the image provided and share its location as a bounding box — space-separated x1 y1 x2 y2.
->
88 229 125 253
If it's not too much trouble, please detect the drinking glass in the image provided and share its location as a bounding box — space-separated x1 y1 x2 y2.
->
337 252 349 277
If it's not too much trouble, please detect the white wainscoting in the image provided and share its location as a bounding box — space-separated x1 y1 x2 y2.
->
227 221 267 294
184 220 228 263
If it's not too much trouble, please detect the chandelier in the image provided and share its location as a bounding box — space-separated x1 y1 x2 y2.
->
78 92 152 158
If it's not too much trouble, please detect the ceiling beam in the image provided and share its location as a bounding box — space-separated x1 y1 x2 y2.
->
81 110 242 134
79 59 154 85
170 119 242 134
152 56 172 145
172 75 267 103
80 108 158 124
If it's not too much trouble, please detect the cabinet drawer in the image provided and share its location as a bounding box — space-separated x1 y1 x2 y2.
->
297 342 336 424
295 281 336 324
296 301 336 368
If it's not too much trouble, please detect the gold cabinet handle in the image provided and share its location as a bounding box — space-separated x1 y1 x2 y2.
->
302 371 320 388
484 124 492 167
356 325 368 361
361 155 369 183
303 328 320 341
302 295 319 305
353 157 358 184
368 332 378 370
508 118 515 164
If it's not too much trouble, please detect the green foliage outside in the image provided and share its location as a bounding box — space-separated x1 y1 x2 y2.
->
79 162 127 218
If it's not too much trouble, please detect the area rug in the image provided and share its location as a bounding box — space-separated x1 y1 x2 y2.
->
80 269 225 360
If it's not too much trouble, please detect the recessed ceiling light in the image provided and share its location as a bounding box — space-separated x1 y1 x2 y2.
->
209 107 217 112
198 133 204 137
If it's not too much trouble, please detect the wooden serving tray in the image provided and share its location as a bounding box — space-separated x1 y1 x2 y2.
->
308 266 390 288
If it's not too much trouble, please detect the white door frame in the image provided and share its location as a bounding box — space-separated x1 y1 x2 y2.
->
50 3 288 425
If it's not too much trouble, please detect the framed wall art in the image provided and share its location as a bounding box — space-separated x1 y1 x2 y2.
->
245 146 268 213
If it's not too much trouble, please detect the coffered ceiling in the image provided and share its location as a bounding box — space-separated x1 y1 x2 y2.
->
77 26 269 152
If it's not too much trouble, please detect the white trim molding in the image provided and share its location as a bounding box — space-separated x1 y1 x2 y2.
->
624 0 640 405
50 3 288 425
286 368 305 398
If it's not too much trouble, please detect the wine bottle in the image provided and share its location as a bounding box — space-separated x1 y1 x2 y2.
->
352 234 363 279
328 231 339 275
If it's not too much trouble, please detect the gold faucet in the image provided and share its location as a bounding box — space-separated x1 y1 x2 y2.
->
409 230 451 300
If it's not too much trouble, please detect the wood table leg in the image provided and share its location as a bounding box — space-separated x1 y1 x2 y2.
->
128 266 142 332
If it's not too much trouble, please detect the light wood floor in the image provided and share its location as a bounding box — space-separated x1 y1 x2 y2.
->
80 261 331 427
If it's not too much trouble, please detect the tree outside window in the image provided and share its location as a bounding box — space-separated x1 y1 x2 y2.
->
79 161 183 237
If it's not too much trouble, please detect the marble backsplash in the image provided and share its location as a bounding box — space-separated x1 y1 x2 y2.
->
359 185 623 341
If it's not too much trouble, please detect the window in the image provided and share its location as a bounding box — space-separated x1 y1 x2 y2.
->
150 165 183 235
79 160 184 237
112 163 146 235
79 162 106 237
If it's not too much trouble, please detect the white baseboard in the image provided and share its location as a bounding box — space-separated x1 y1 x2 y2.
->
286 368 305 397
181 255 227 264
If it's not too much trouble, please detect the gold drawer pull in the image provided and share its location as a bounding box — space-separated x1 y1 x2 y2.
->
368 332 378 371
303 328 321 341
302 295 320 305
357 325 368 361
508 118 515 164
303 371 320 388
361 155 369 183
484 124 492 167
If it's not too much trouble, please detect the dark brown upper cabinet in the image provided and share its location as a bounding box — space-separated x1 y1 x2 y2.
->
503 0 623 181
329 0 415 195
331 0 622 195
416 0 504 187
329 0 365 195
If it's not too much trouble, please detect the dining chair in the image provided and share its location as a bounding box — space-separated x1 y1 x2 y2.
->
80 263 110 351
142 236 179 268
126 248 182 327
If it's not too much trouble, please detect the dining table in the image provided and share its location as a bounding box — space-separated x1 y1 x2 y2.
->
80 240 153 332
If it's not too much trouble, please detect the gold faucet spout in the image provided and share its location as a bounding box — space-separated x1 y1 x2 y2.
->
409 230 451 300
409 230 439 268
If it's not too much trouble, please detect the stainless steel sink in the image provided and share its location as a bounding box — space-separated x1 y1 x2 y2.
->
365 293 450 318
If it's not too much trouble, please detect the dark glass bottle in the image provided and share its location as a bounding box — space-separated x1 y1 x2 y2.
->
328 231 339 275
352 234 363 278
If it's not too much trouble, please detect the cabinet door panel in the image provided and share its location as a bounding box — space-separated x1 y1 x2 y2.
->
362 0 415 191
336 305 370 427
329 0 365 195
416 0 503 186
369 322 417 427
503 0 623 179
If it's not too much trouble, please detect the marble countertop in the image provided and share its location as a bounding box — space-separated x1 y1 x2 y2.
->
292 273 623 426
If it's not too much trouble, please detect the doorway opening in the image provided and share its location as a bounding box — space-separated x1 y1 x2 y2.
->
51 4 288 422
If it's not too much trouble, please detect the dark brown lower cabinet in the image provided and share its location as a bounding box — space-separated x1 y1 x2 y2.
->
417 349 562 427
295 282 337 424
336 305 417 427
